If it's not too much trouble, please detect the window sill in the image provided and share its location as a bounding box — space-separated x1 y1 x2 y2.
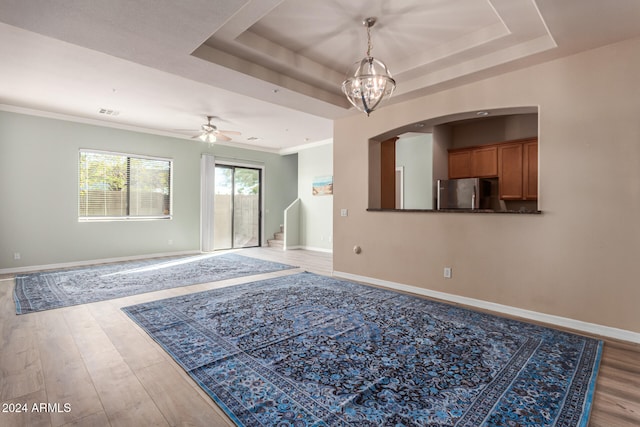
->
78 216 172 222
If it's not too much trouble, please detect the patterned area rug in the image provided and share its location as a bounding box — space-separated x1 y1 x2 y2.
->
14 253 296 314
122 272 602 427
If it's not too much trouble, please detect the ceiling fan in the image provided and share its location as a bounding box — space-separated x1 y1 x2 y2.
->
192 116 241 143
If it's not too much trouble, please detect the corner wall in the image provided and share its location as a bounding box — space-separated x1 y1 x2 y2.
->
297 142 333 252
333 36 640 334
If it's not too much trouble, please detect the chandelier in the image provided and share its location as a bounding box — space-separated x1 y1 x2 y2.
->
341 17 396 116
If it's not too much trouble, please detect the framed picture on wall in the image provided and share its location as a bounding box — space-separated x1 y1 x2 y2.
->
312 176 333 196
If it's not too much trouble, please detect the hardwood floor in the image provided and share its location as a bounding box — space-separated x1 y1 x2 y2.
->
1 248 638 426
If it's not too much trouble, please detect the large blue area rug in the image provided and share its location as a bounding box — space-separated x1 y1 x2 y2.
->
14 253 295 314
122 272 602 427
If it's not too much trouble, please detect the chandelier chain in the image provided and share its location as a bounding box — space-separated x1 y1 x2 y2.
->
366 25 372 57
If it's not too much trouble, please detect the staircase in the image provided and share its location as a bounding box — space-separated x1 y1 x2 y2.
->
267 225 284 249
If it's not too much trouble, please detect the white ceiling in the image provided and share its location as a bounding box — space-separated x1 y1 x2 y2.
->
1 0 640 153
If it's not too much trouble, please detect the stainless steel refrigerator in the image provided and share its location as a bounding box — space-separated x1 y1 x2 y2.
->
437 178 495 210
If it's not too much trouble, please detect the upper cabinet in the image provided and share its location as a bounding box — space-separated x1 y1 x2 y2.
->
448 145 497 179
448 150 472 179
471 145 498 177
497 142 524 199
498 138 538 200
522 140 538 200
448 138 538 200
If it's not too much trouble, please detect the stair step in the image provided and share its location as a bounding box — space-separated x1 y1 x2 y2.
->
267 239 284 248
274 232 284 240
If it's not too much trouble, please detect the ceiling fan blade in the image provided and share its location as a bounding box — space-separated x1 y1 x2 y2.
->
216 133 232 142
218 130 241 136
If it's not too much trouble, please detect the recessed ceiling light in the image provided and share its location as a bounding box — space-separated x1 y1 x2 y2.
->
415 123 425 128
476 111 490 116
247 137 259 141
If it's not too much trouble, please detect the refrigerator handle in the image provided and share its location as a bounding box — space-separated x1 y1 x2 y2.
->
471 185 477 209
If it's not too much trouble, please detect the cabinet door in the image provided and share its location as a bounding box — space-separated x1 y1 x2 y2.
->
523 141 538 200
448 150 471 179
498 143 523 199
471 146 498 177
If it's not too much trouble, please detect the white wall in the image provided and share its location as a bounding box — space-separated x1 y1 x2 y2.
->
0 110 298 270
297 141 333 252
396 134 433 209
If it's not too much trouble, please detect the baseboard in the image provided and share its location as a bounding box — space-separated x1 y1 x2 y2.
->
333 270 640 344
298 246 333 253
0 250 201 275
281 245 333 253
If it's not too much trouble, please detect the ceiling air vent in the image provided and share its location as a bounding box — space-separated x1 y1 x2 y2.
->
98 108 120 116
247 137 259 141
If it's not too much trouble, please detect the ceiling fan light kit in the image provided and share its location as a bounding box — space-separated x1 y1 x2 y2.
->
194 115 240 144
198 132 217 143
342 17 396 116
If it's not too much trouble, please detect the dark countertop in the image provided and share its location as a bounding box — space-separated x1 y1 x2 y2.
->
367 208 542 214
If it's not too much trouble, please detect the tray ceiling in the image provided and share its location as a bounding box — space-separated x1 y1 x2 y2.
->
196 0 555 108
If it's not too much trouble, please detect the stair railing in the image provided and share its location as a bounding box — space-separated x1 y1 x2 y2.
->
283 198 301 250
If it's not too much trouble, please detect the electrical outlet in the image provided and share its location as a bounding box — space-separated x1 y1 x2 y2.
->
13 252 21 260
168 239 174 245
443 267 452 279
340 209 348 217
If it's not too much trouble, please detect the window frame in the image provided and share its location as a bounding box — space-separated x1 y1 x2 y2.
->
78 149 173 222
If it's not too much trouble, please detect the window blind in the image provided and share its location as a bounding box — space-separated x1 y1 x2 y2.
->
78 150 172 220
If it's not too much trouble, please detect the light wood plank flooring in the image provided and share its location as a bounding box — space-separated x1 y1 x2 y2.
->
1 248 638 426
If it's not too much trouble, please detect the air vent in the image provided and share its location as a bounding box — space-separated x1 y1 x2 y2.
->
247 137 260 141
98 108 120 116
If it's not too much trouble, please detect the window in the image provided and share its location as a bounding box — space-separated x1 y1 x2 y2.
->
78 150 172 220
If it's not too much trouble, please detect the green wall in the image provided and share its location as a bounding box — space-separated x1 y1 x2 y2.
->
297 142 333 251
0 110 297 269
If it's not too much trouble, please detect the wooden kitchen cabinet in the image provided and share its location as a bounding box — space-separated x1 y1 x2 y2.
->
523 140 538 200
448 150 472 179
471 145 498 177
448 145 497 179
498 143 524 199
498 138 538 200
448 138 537 200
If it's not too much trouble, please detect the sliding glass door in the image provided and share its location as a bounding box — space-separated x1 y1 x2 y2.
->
213 165 261 250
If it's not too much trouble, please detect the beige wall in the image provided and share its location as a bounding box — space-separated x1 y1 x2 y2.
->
333 36 640 334
449 113 538 149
